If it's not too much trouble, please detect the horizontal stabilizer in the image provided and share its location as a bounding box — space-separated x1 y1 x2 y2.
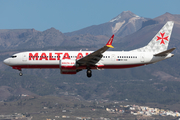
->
154 48 176 56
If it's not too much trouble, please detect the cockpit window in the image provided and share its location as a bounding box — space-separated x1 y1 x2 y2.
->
11 56 17 58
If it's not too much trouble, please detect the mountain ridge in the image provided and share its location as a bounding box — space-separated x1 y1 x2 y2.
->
65 11 147 37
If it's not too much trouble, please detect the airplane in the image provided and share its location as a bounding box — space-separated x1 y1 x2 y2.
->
3 21 175 78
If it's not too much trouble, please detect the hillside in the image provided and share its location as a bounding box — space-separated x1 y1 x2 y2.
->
1 95 178 120
0 28 66 50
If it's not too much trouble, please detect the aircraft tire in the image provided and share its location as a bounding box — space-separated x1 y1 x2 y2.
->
87 69 92 78
19 72 23 76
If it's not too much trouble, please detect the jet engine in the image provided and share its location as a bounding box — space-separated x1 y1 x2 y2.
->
59 59 78 74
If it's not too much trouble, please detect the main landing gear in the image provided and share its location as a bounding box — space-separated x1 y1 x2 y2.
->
19 70 23 76
87 69 92 78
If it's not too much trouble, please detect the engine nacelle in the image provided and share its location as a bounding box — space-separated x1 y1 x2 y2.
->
59 59 77 74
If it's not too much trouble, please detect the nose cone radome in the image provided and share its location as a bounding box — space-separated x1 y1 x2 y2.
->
3 59 10 65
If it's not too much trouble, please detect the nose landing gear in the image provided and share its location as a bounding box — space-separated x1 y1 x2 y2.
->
87 69 92 78
12 67 23 76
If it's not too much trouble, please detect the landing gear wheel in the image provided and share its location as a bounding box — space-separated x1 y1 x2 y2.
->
19 72 23 76
87 69 92 78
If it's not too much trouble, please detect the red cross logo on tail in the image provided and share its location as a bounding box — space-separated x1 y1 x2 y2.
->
156 32 169 44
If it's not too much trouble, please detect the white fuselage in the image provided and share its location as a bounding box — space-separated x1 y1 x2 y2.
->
3 51 172 70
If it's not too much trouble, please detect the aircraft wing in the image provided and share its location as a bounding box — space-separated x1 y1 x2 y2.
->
77 35 114 66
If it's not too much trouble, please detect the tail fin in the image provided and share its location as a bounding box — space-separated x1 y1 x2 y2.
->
132 21 174 53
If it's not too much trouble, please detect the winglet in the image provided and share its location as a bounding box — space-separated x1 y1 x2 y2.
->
106 34 114 48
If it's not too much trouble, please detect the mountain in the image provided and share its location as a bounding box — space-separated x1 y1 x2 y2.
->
154 12 180 24
0 28 66 50
109 11 147 37
65 11 147 37
0 29 38 50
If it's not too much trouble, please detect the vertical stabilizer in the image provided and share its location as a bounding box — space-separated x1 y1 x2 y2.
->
131 21 174 53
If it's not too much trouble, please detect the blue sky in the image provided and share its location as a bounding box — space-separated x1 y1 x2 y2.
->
0 0 180 33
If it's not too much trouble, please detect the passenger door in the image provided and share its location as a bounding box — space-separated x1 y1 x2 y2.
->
111 54 115 61
22 53 27 62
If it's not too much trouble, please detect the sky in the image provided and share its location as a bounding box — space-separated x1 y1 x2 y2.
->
0 0 180 33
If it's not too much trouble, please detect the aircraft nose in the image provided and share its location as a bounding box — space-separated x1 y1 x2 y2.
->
3 58 10 65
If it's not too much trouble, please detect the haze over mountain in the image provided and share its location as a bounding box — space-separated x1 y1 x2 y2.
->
1 11 180 103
